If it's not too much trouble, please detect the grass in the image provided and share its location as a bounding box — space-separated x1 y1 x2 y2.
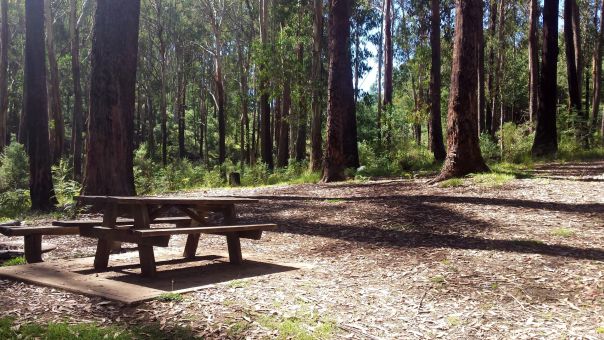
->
1 256 26 267
551 227 576 238
470 173 515 187
255 301 335 340
0 317 199 339
228 279 250 288
156 292 184 302
323 198 345 204
597 326 604 334
430 275 446 286
438 178 464 188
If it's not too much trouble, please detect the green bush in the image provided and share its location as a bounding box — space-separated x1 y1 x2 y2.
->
498 122 533 163
0 140 29 192
479 133 500 162
0 189 30 219
52 159 81 205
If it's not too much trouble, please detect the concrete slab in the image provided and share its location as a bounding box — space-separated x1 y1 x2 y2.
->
0 250 299 304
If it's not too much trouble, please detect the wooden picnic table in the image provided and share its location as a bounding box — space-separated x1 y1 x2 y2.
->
74 195 275 277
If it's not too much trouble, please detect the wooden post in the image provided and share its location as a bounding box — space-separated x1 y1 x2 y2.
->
23 234 42 263
226 234 242 264
222 204 236 224
228 172 241 186
94 238 111 270
132 203 157 276
102 202 121 251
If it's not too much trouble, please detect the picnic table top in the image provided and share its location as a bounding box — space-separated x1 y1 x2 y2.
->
75 195 259 205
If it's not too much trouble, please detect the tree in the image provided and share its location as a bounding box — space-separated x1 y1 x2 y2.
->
429 0 446 162
485 0 497 136
259 0 273 169
0 0 7 152
322 0 354 182
591 0 604 137
434 0 488 181
309 0 323 171
383 0 392 108
528 0 539 127
82 0 140 196
69 0 84 181
532 0 559 157
24 0 56 210
44 0 65 163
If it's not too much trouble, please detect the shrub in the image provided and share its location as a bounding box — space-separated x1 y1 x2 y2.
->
479 133 500 162
0 189 30 219
0 140 29 192
52 159 81 205
498 122 534 163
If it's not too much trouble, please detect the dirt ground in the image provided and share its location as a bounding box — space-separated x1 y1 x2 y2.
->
0 160 603 339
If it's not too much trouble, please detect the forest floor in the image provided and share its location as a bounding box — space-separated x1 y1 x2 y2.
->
0 160 603 339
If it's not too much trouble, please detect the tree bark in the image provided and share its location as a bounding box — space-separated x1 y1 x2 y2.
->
0 0 8 152
44 0 64 163
322 0 354 182
383 0 393 106
478 4 486 135
528 0 539 128
592 0 604 137
434 0 489 181
24 0 56 210
532 0 559 157
485 0 497 136
295 43 307 162
70 0 84 182
564 0 585 146
309 0 323 171
277 78 290 167
259 0 273 169
156 0 168 166
429 0 446 161
491 0 505 134
82 0 140 196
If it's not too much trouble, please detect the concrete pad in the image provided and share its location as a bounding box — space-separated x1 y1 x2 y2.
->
0 250 299 304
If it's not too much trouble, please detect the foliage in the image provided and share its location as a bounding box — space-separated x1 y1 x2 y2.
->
0 190 30 219
470 173 515 187
498 122 534 164
52 159 81 205
0 317 200 340
1 256 26 267
156 293 184 302
0 141 29 192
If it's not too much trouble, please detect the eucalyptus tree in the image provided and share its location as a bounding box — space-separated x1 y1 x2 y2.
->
0 0 7 152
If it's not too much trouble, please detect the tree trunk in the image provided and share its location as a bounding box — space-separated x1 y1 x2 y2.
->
429 0 446 161
434 0 489 181
377 5 384 144
532 0 559 157
592 0 604 137
82 0 140 196
44 0 64 163
383 0 393 106
70 0 84 182
0 0 8 152
24 0 56 210
564 0 585 146
478 7 486 135
295 43 307 162
309 0 323 171
277 78 290 167
259 0 273 169
322 0 354 182
156 1 168 166
491 0 505 134
528 0 539 128
485 0 497 136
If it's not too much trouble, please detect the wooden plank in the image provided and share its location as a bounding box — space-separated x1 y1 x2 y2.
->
183 234 201 258
0 226 78 237
24 234 42 263
80 227 170 247
76 195 258 205
138 245 156 277
134 224 277 238
226 234 243 264
94 239 112 271
52 216 191 227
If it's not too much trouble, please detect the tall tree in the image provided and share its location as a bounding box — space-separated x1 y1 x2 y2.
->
429 0 446 161
70 0 84 181
485 0 497 136
44 0 65 163
0 0 7 152
24 0 56 210
564 0 585 146
82 0 140 196
528 0 539 127
383 0 392 107
322 0 354 182
259 0 273 169
154 0 169 166
309 0 323 171
434 0 488 181
532 0 559 157
593 0 604 137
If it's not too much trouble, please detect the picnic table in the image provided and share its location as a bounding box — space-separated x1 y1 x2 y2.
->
74 195 276 277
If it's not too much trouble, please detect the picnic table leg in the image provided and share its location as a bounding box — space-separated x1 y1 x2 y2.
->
138 245 157 277
103 203 121 251
226 233 242 264
183 209 207 258
94 239 111 270
23 234 42 263
223 204 236 224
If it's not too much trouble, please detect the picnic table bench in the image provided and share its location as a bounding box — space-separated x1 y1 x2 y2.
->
75 195 277 277
0 217 195 263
